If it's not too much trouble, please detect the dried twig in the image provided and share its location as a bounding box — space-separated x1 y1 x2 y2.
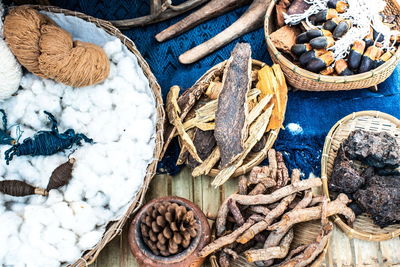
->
238 175 248 195
228 198 245 226
192 147 220 177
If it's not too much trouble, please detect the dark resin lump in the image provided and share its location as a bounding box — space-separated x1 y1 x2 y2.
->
343 129 400 168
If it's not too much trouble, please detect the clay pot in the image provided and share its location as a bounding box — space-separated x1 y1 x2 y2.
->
128 196 211 267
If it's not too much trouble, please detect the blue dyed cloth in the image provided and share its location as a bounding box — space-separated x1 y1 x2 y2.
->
50 0 400 177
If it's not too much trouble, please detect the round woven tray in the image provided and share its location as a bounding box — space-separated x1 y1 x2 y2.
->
321 111 400 241
170 59 283 178
27 5 165 266
264 0 400 91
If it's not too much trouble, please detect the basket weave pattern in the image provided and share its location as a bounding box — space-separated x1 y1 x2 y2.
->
264 0 400 91
321 111 400 241
28 5 165 266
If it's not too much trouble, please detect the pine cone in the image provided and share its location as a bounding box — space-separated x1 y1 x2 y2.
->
140 201 198 257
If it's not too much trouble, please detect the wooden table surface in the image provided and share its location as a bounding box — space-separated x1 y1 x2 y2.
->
91 168 400 267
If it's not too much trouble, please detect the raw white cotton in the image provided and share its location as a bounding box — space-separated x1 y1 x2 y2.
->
0 23 157 267
0 39 22 100
287 123 303 135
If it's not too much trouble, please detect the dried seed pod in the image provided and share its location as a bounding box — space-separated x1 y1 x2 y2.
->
46 158 75 191
320 66 335 75
299 49 327 67
348 40 366 70
291 43 312 57
310 36 335 49
312 8 338 24
333 20 352 39
335 59 354 76
296 32 310 44
306 51 334 73
328 0 349 13
364 29 374 47
359 46 384 73
375 50 394 67
322 17 343 32
0 180 47 196
306 29 332 39
373 29 385 43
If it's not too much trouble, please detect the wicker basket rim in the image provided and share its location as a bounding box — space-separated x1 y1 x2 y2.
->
264 0 400 84
321 110 400 241
24 5 165 266
180 59 282 178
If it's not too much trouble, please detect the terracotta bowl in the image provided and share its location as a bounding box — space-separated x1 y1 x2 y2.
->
128 196 211 267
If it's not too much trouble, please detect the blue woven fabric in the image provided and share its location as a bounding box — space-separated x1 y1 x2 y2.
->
50 0 400 177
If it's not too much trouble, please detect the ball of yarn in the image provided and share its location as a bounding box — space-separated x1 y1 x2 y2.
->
4 7 110 88
0 39 22 100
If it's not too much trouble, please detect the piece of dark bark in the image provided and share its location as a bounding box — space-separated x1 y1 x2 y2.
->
287 0 311 15
187 128 216 168
329 146 365 194
343 129 400 169
215 43 252 168
252 135 267 153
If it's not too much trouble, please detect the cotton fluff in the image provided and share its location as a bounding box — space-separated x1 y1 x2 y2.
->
287 123 303 135
0 31 156 267
0 39 22 100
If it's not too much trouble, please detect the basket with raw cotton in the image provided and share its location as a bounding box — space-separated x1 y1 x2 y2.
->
0 3 164 267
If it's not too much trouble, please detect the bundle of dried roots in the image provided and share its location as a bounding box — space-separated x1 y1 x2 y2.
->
163 43 288 187
198 150 355 266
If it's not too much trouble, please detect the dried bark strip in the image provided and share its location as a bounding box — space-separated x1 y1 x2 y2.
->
249 178 277 195
199 218 256 258
187 129 216 168
238 175 248 195
249 205 270 215
247 94 273 125
233 178 322 206
166 86 203 163
268 194 355 234
237 194 296 244
192 147 220 177
216 196 231 236
215 43 252 168
244 229 294 262
176 128 195 165
212 105 274 187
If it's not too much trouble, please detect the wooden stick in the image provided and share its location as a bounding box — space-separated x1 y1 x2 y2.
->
179 0 270 64
156 0 251 42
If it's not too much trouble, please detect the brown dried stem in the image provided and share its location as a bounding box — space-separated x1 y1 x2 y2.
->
244 229 294 262
227 198 245 226
268 194 355 234
238 175 248 195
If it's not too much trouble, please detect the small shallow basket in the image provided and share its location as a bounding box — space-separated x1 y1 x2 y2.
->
321 111 400 241
28 5 165 266
170 60 284 178
264 0 400 91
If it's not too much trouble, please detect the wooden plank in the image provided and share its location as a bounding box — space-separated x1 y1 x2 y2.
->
352 238 381 266
93 236 121 267
172 167 193 200
328 226 354 266
380 238 400 266
145 174 171 201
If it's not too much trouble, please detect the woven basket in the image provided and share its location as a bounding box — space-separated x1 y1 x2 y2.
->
26 5 165 266
167 59 283 178
264 0 400 91
321 111 400 241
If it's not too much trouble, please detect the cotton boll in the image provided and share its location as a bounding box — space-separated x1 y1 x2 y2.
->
35 93 61 115
10 202 27 214
31 79 45 96
45 189 64 206
78 230 103 250
64 179 85 203
0 211 22 239
0 40 22 100
51 202 75 230
93 207 113 225
103 38 122 58
117 57 139 84
70 202 97 235
24 205 60 227
89 86 113 110
112 51 125 63
57 244 82 263
42 225 76 247
87 191 109 208
42 78 66 97
137 101 155 120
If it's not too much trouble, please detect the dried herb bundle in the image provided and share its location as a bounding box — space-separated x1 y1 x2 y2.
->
164 43 288 186
200 150 354 266
140 201 198 257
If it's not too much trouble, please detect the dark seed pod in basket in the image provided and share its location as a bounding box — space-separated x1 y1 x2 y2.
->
320 66 335 75
310 36 335 49
323 17 343 32
348 40 366 70
333 20 352 39
306 51 334 73
291 43 312 56
0 180 47 196
299 49 327 66
46 158 76 191
140 201 198 257
312 8 338 24
364 29 375 47
335 59 354 76
327 0 349 13
296 32 310 44
359 46 384 73
375 50 394 68
306 29 332 39
373 29 385 43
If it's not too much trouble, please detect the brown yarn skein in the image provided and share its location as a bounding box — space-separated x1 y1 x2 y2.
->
4 6 110 87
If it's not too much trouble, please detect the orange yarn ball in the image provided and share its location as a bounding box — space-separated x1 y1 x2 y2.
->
4 6 110 88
